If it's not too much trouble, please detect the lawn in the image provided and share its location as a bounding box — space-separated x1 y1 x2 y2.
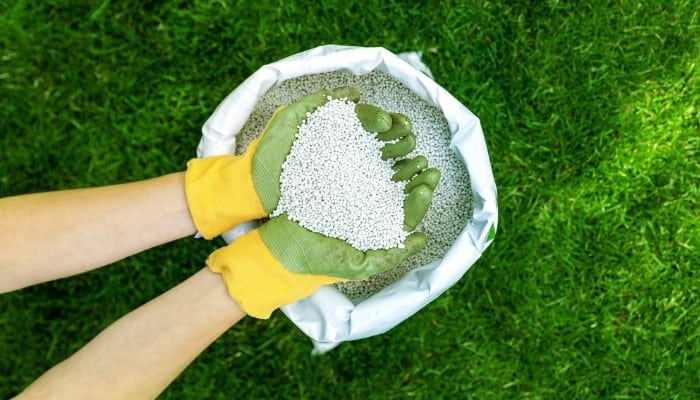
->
1 1 699 399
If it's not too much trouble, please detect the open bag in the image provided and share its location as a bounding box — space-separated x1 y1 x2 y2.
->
196 45 498 353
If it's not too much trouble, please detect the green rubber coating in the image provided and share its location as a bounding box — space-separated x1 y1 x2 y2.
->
377 113 413 141
404 167 441 193
355 104 392 133
381 134 416 160
328 86 361 103
260 214 427 280
392 156 428 182
392 158 412 171
403 184 433 231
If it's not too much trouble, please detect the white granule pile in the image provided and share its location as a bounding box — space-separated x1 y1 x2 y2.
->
271 98 408 251
236 70 473 301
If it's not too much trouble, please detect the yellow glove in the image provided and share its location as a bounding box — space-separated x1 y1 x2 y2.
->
185 87 362 239
207 227 339 319
208 213 430 319
184 141 266 240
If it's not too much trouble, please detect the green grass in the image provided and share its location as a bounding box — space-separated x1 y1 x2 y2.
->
1 0 699 398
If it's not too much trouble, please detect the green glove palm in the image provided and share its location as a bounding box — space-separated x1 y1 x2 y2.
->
256 93 440 280
258 212 427 280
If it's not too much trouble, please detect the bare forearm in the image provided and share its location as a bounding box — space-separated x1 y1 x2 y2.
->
0 173 197 293
16 267 246 400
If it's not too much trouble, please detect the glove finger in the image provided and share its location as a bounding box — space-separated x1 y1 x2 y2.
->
327 86 361 102
356 231 427 278
381 134 416 160
377 113 413 141
355 103 392 133
403 184 434 231
404 167 441 193
392 155 428 182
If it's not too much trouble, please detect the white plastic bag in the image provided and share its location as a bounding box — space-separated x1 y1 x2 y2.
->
197 45 498 353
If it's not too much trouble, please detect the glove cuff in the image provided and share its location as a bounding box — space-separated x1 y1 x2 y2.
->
207 229 339 319
184 144 267 239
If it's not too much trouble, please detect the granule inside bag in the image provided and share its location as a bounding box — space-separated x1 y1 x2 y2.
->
237 70 473 301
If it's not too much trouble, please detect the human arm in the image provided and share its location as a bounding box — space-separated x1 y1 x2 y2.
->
0 172 197 293
14 267 245 400
6 86 436 397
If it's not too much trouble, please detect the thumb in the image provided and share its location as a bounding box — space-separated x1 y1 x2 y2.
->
354 232 427 279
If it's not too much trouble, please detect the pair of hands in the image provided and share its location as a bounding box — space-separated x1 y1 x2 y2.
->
185 87 439 318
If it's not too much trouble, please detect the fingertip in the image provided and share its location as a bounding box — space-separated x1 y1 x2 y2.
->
377 113 413 140
404 167 441 193
404 231 427 253
381 134 416 160
328 86 361 103
408 184 434 207
403 184 433 231
391 155 428 182
355 104 392 132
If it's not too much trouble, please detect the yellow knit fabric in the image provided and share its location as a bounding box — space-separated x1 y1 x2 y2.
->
207 229 339 319
184 137 266 240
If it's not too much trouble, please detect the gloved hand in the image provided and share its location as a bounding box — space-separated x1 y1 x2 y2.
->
185 86 415 239
205 92 441 318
